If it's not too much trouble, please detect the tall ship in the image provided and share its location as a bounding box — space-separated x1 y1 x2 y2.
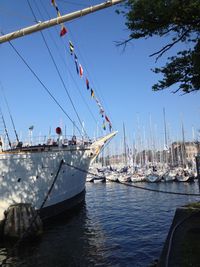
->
0 0 122 221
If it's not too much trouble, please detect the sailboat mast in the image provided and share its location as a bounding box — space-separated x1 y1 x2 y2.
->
0 108 11 148
181 119 186 167
0 87 19 143
163 108 168 149
163 107 168 165
123 122 127 167
0 0 124 44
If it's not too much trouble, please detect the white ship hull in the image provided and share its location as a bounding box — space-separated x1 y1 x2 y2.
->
0 146 90 221
0 132 117 221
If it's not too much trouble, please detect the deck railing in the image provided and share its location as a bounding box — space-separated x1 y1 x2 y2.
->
0 134 94 150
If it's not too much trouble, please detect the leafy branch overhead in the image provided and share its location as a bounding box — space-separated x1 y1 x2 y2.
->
118 0 200 94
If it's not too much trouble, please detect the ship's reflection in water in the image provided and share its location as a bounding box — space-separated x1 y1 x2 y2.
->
0 202 107 267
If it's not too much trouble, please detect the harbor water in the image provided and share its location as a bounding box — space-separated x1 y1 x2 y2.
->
0 180 199 267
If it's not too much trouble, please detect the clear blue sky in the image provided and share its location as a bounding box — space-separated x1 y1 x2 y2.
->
0 0 199 152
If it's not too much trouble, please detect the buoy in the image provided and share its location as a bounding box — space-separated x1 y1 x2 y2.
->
3 203 43 239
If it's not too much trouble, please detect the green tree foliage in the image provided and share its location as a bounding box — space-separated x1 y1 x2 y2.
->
119 0 200 94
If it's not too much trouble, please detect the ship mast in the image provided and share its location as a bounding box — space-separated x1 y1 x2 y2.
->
0 0 124 44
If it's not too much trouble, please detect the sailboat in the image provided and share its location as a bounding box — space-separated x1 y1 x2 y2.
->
118 123 131 183
0 0 122 222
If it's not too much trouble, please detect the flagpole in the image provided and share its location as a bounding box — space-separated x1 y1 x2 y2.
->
0 0 124 44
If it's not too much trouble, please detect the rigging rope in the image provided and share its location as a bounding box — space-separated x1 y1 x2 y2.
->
119 181 200 196
68 29 111 134
48 0 113 134
37 0 100 131
6 39 83 136
58 0 112 125
0 106 11 148
27 0 88 138
39 159 64 209
0 84 19 143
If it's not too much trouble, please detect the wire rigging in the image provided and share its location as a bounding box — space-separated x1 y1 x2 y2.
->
68 29 106 135
37 0 99 129
48 0 113 134
0 106 11 148
6 38 82 136
0 83 19 143
35 1 103 133
27 0 88 138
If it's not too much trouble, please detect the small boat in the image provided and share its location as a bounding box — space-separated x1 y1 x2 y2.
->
162 170 176 182
145 172 162 183
118 173 131 183
131 174 146 183
93 176 106 183
86 174 95 183
86 166 99 182
105 172 119 183
175 169 195 183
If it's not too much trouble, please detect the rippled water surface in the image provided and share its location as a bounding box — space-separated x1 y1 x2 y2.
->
1 180 200 267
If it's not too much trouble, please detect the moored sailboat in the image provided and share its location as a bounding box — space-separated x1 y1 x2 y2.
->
175 168 195 183
162 169 176 182
145 166 163 183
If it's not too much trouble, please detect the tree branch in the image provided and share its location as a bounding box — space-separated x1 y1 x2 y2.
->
172 87 181 94
149 29 191 62
115 37 134 47
115 37 134 52
161 25 179 35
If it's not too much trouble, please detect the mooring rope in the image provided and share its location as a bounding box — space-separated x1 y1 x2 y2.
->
118 181 200 196
39 159 64 209
63 162 200 197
